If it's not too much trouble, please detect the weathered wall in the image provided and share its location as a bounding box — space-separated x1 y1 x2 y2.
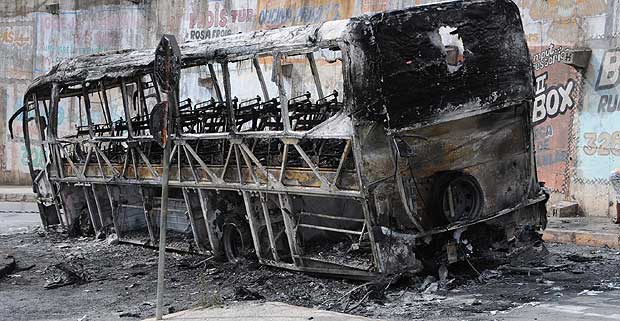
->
1 0 619 218
516 0 620 217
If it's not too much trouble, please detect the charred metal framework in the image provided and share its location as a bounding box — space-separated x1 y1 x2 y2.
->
12 0 547 278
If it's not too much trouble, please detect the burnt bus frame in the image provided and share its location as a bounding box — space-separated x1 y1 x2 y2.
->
14 0 548 279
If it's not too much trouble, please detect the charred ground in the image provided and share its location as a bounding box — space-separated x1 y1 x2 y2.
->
1 229 619 321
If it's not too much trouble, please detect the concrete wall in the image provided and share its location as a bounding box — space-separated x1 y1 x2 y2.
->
1 0 618 217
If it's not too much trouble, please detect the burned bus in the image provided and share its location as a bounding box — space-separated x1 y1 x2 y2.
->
11 0 547 278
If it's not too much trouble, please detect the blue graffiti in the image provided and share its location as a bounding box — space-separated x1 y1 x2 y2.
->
258 4 341 27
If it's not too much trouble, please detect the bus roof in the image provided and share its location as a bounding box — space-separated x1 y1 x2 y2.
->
26 19 349 97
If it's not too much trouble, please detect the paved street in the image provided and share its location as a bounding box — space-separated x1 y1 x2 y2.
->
0 202 40 235
2 206 620 321
500 290 620 321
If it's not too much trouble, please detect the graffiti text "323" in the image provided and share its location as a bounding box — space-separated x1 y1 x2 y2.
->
583 131 620 156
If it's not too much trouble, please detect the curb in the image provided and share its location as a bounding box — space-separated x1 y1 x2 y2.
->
0 194 36 203
543 228 620 248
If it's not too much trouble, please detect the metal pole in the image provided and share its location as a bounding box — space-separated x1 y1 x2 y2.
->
155 132 171 320
154 34 181 320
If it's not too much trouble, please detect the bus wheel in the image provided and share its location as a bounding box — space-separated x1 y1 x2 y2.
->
222 217 253 263
432 172 483 223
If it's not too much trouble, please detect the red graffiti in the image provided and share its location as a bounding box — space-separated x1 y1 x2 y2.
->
189 4 254 28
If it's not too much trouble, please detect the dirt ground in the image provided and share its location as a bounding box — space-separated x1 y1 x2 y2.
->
1 229 619 321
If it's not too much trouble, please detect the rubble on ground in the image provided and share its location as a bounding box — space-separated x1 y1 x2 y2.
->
1 229 619 320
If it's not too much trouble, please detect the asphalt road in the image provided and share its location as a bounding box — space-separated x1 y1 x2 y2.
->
1 206 619 321
499 290 620 321
0 202 40 235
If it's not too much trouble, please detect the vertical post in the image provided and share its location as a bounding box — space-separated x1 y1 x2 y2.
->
207 64 223 102
306 52 324 100
253 58 270 101
120 80 134 138
156 128 172 320
154 34 182 320
273 54 291 132
221 62 236 133
99 82 113 128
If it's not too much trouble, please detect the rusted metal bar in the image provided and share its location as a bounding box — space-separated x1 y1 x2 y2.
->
82 186 101 234
181 188 204 251
297 224 362 235
233 144 244 184
300 211 365 222
279 143 289 182
293 143 331 190
241 191 265 259
91 184 106 230
92 144 107 178
273 54 291 132
104 185 122 238
259 192 280 261
31 94 48 164
195 188 220 253
306 52 324 99
238 143 282 187
136 77 149 123
93 144 121 176
81 146 93 178
238 145 259 184
50 84 65 179
183 143 220 183
333 139 351 186
59 144 81 178
133 144 159 178
182 145 200 183
253 58 270 101
278 193 301 264
207 64 223 102
220 62 236 132
98 82 112 126
139 187 157 245
129 147 139 179
220 143 234 181
120 80 134 138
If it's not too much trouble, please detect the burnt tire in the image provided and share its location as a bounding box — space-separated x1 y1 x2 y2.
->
221 216 254 263
431 172 483 223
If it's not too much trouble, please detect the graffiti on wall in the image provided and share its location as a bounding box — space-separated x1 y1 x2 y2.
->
577 48 620 180
0 26 31 47
185 1 255 41
595 49 620 109
530 44 579 192
531 44 573 72
532 72 576 124
34 7 146 73
0 25 33 79
256 0 354 29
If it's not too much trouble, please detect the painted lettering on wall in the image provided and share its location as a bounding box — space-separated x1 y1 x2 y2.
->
530 43 572 71
0 27 31 47
34 8 146 73
595 49 620 91
591 49 620 114
186 2 254 41
0 25 33 79
256 0 354 29
533 124 568 166
532 72 576 124
583 131 620 157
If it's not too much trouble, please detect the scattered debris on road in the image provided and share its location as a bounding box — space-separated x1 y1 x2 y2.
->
1 229 620 320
